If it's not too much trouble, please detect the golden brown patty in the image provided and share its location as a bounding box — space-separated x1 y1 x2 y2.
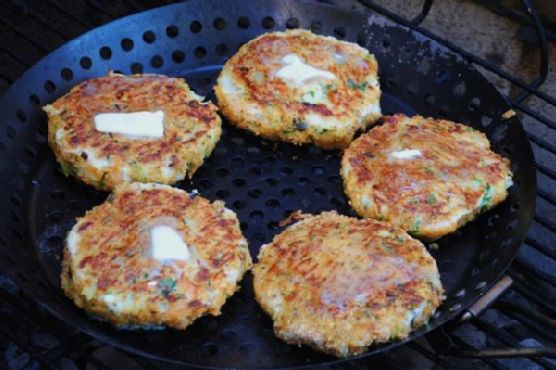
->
61 183 252 329
215 29 381 149
253 211 443 357
342 115 513 240
43 73 222 191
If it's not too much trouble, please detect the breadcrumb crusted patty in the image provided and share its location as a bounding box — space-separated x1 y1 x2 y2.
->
341 115 513 240
215 29 381 149
253 211 443 357
43 73 221 191
61 183 252 329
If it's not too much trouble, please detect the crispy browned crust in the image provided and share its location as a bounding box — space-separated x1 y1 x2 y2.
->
61 183 252 329
215 29 381 149
43 73 221 190
253 211 443 357
341 115 512 240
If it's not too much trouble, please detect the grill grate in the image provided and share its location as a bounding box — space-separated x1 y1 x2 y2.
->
0 0 555 369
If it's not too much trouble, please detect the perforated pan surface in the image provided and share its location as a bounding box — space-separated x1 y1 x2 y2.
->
0 0 536 368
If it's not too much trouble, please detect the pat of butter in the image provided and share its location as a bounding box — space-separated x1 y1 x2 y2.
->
94 110 164 139
390 149 422 159
275 54 336 86
150 225 190 261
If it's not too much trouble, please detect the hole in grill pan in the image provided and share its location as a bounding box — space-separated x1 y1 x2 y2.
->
79 56 92 69
166 25 179 38
142 30 156 43
261 16 274 29
121 38 134 51
60 68 73 81
190 20 202 33
172 50 185 63
99 46 112 60
213 17 226 30
237 16 250 29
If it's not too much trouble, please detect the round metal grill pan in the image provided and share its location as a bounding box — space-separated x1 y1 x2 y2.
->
0 0 536 368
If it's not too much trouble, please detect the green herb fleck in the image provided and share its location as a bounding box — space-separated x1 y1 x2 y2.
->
301 89 322 104
424 166 434 175
338 222 348 230
363 309 374 318
159 278 176 298
377 214 385 221
60 162 77 177
213 251 224 263
381 242 394 254
317 127 329 135
480 184 493 211
425 193 437 206
347 78 367 91
392 322 405 337
472 176 483 186
412 218 422 234
282 126 297 135
409 198 420 205
323 84 335 94
98 172 108 189
132 164 147 181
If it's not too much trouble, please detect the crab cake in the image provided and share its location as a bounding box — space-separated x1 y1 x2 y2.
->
253 211 443 357
61 183 252 329
342 115 513 240
43 73 221 191
215 29 381 149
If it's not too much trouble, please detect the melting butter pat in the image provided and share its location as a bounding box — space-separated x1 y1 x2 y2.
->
94 110 164 139
390 149 422 159
275 54 336 86
150 225 190 261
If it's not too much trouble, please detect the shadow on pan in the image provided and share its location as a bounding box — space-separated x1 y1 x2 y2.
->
0 0 536 368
